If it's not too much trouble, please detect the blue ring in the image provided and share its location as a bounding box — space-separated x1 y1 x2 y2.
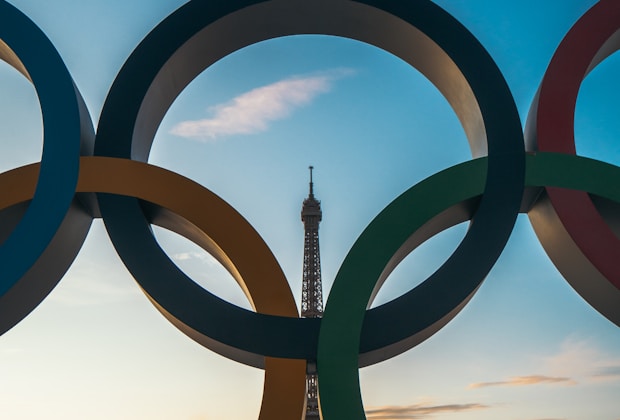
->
0 2 90 297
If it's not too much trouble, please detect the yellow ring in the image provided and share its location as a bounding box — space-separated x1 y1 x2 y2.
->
0 156 306 419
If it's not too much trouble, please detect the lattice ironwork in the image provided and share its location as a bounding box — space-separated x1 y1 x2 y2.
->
301 166 323 419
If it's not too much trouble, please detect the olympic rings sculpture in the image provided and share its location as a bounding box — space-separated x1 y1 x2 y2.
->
0 0 619 418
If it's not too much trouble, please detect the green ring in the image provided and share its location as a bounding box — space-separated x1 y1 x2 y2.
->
318 152 620 418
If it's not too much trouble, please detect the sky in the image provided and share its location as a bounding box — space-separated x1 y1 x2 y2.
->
0 0 619 419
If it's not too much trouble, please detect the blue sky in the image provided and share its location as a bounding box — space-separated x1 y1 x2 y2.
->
1 0 619 419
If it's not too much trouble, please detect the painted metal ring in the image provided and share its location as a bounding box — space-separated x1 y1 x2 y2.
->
3 1 619 419
309 1 524 417
94 1 524 418
525 0 620 325
0 157 309 419
0 0 94 334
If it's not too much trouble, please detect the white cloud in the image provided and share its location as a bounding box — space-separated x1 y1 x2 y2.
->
544 336 620 383
365 402 489 419
172 251 218 267
0 347 24 356
170 68 355 141
49 275 140 306
467 336 620 391
468 375 576 389
173 251 201 261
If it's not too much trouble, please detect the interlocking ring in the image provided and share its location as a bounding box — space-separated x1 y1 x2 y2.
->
525 0 620 325
1 1 619 419
0 1 94 338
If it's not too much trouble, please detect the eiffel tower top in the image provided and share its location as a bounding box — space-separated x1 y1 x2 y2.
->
302 166 322 220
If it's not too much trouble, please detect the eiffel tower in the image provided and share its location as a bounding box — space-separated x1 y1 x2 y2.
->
300 166 323 419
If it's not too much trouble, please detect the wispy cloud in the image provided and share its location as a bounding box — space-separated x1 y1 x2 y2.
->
365 402 489 419
170 68 355 141
468 336 620 392
526 418 567 420
591 365 620 381
0 347 25 356
174 251 209 262
49 265 140 306
172 251 222 268
468 375 576 389
545 336 620 384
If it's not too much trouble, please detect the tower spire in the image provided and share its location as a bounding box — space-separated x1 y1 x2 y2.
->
301 166 323 419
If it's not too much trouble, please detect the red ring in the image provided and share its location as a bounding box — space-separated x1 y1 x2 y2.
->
533 0 620 289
